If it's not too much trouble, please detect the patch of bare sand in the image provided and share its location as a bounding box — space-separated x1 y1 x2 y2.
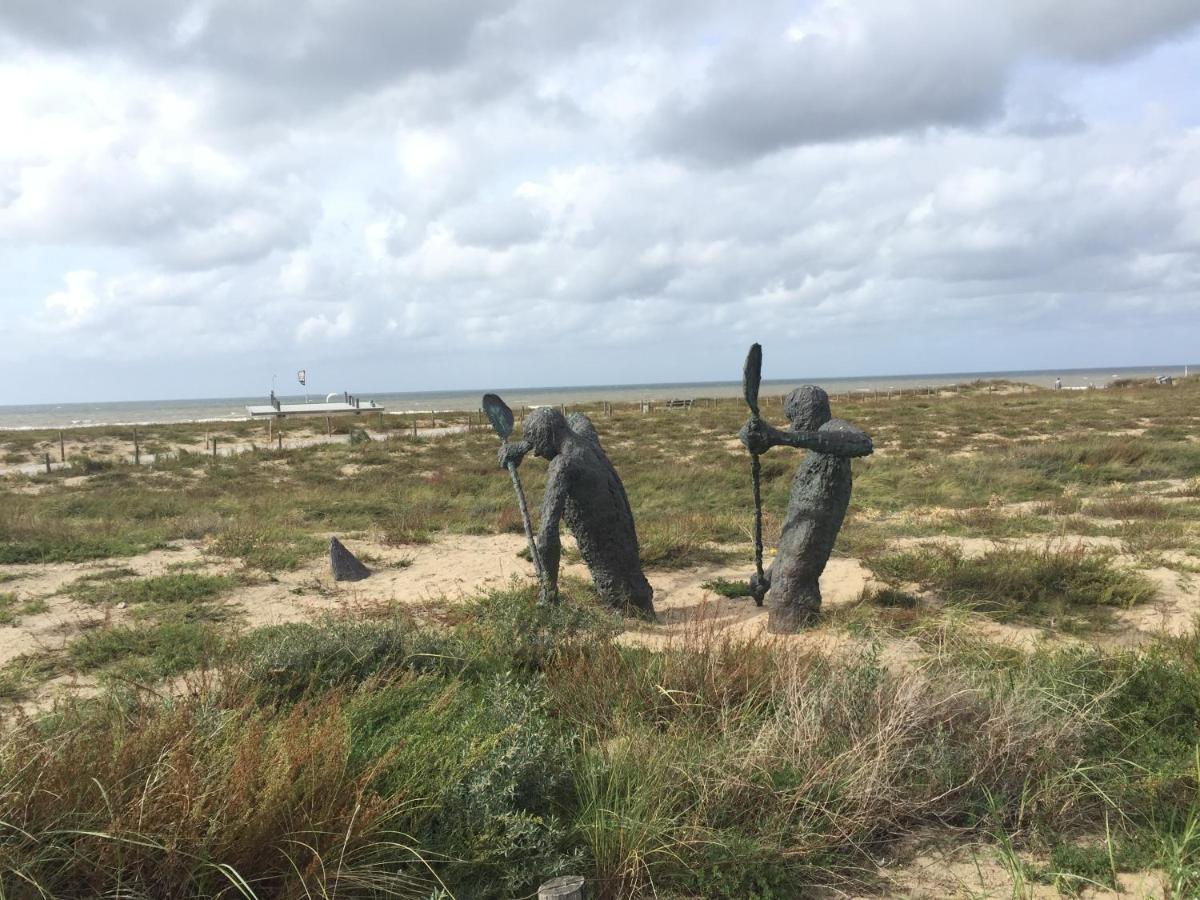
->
621 557 878 651
854 838 1164 899
0 544 221 666
1109 566 1200 643
231 533 546 629
4 527 1195 697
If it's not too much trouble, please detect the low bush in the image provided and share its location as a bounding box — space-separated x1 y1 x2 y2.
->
867 543 1155 625
3 589 1200 897
70 571 236 607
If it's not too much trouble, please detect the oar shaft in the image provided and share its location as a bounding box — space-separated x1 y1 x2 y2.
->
508 461 545 582
750 451 764 580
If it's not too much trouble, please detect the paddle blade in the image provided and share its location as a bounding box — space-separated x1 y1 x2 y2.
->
482 393 515 439
742 343 762 416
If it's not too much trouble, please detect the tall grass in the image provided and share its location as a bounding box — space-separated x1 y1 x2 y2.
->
867 543 1156 627
0 588 1199 897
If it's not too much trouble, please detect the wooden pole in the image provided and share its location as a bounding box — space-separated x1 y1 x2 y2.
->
133 428 140 465
212 438 217 459
59 431 65 462
44 453 51 474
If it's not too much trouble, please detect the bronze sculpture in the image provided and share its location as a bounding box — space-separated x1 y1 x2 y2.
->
739 374 873 631
498 407 655 619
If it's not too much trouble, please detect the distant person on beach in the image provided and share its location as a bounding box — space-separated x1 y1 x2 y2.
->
500 408 655 619
1055 377 1062 390
739 386 873 631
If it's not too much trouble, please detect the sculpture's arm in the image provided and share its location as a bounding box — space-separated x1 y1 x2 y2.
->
739 418 872 458
535 462 569 601
776 421 874 458
498 440 531 470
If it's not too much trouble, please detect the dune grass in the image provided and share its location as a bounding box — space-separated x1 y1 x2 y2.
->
0 587 1197 898
2 379 1200 895
0 591 47 625
68 571 237 607
3 378 1199 574
866 543 1156 629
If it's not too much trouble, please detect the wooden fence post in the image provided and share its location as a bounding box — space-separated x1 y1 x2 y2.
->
59 431 65 462
133 428 140 465
44 453 51 474
212 438 217 459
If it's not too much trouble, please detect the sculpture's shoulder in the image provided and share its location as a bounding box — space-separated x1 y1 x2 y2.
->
567 412 602 446
556 437 601 481
820 418 867 436
817 418 873 458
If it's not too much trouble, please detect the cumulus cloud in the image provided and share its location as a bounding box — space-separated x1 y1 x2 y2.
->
1 1 1198 402
647 0 1200 164
43 270 100 326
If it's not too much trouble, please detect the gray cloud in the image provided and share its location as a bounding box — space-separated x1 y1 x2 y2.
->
1 1 1199 403
0 0 510 92
647 0 1200 164
1012 0 1200 61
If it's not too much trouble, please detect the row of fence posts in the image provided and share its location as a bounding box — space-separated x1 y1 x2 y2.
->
32 384 1007 474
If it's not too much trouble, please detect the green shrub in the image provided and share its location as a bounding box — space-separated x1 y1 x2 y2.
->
71 572 235 607
208 521 322 571
457 584 622 674
867 544 1155 625
349 675 577 898
68 620 225 679
234 617 464 701
701 577 752 598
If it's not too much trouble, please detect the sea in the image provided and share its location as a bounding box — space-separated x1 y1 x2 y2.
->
0 365 1192 431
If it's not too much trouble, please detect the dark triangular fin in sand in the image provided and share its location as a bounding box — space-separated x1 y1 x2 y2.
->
330 536 370 582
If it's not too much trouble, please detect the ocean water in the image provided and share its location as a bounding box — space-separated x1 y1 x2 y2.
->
0 365 1192 431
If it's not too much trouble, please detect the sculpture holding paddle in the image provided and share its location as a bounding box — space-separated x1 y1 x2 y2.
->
490 400 655 619
737 346 874 632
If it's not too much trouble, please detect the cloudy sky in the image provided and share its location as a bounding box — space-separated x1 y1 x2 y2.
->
2 0 1199 403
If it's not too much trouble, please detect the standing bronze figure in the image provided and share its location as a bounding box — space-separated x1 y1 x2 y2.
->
739 371 873 631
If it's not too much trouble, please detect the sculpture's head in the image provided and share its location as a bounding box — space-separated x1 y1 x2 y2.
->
784 385 831 431
523 407 571 459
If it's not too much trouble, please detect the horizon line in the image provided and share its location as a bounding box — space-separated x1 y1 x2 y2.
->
2 361 1195 410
